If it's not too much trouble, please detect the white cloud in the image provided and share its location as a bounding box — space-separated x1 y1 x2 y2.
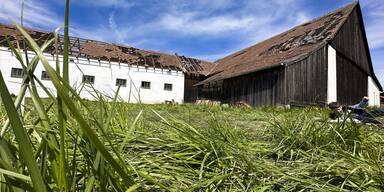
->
375 69 384 87
360 0 384 50
70 27 109 42
371 49 384 86
159 13 256 35
108 11 125 42
149 0 309 41
0 0 62 29
0 0 310 50
0 0 114 43
193 51 237 62
74 0 134 8
367 24 384 50
166 0 234 13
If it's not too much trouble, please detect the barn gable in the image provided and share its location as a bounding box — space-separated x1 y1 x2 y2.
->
330 3 382 101
331 5 371 75
198 2 382 107
198 2 358 85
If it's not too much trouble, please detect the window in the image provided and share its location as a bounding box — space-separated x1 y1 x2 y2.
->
11 68 23 78
82 75 95 84
41 71 50 80
141 81 151 89
164 83 172 91
116 78 127 87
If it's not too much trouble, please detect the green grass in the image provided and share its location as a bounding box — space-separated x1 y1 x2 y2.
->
1 99 384 191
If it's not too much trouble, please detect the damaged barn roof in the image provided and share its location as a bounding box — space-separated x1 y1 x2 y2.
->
0 23 214 75
198 2 358 85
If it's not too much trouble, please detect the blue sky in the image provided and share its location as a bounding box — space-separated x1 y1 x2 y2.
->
0 0 383 86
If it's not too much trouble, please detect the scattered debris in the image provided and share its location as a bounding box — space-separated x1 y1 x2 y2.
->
195 100 221 106
235 101 252 108
165 99 178 105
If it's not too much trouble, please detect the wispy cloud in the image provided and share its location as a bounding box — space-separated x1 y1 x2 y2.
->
0 0 61 29
374 68 384 87
0 0 113 43
98 0 310 52
361 0 384 50
360 0 384 86
371 49 384 85
74 0 134 8
159 13 256 35
158 0 308 37
0 0 309 51
108 11 125 42
193 51 237 62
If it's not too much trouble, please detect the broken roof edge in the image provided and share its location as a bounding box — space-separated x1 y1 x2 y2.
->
197 41 330 86
355 2 383 91
206 1 358 78
327 1 358 42
195 63 283 86
0 22 215 75
216 1 358 63
327 2 382 91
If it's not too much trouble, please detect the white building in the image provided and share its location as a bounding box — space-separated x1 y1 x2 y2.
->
0 24 213 104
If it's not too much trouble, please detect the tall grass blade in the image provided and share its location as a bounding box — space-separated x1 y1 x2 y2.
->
0 39 54 137
0 71 48 192
58 0 71 189
14 23 136 187
0 168 31 182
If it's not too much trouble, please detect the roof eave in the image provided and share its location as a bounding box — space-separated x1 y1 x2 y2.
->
194 63 284 86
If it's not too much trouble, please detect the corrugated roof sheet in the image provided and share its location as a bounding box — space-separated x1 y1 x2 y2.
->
0 23 214 75
199 2 357 84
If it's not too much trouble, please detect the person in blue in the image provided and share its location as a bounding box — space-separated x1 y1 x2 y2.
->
328 97 384 125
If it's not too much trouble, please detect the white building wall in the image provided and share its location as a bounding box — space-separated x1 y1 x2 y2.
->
367 76 380 107
327 45 337 103
0 46 185 104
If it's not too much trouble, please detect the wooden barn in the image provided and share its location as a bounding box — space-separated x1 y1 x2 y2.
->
197 2 383 107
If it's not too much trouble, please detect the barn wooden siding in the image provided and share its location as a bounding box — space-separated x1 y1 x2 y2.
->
197 4 377 107
198 46 328 107
198 67 285 106
222 68 285 106
331 5 371 104
331 7 371 76
184 74 207 103
336 53 367 104
285 46 328 106
197 81 223 101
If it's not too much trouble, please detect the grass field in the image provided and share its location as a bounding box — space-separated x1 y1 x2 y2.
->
1 100 384 191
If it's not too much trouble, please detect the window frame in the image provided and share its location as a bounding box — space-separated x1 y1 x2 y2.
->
82 75 95 84
141 81 151 89
164 83 173 91
10 68 24 78
41 71 50 80
115 78 127 87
